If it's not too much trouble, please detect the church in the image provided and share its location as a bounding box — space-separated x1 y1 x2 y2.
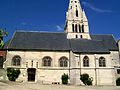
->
4 0 120 85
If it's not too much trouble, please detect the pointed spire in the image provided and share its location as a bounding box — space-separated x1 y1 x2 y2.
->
83 9 88 22
65 0 91 39
67 0 83 20
68 0 82 10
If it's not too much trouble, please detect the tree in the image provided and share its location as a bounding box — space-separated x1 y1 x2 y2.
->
80 73 93 86
116 77 120 86
0 29 8 48
7 68 21 81
61 73 69 85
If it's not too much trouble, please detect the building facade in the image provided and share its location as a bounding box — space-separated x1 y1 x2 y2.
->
4 0 119 85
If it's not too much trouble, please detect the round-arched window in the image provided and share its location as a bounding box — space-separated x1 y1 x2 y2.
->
83 56 89 67
12 55 21 66
59 57 68 67
99 57 106 67
42 56 52 67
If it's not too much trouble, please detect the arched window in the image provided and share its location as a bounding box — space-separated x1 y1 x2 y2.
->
42 56 52 67
79 24 81 33
72 24 74 32
76 9 78 17
99 57 106 67
0 56 4 68
59 57 68 67
75 24 77 32
82 25 84 33
83 56 89 67
12 55 21 66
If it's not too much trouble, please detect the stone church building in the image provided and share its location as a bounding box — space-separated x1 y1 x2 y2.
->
4 0 120 85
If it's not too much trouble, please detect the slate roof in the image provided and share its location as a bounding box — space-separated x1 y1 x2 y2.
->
69 39 110 53
91 35 118 51
6 31 119 53
7 31 70 51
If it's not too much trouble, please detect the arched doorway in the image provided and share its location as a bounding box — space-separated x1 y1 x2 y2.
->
27 68 36 82
0 56 4 69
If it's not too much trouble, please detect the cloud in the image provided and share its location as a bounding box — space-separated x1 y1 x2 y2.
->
56 25 63 31
82 1 112 13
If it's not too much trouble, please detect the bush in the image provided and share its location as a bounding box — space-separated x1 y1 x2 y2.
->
80 73 93 86
116 77 120 86
61 73 69 85
7 68 21 81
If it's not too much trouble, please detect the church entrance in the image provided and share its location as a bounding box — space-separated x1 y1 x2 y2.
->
27 68 36 82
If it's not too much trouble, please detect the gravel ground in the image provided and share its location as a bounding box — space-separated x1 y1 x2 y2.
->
0 81 120 90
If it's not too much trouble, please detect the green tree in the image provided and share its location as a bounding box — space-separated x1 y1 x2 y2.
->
0 29 8 48
61 73 69 85
116 77 120 86
80 73 93 86
7 68 21 81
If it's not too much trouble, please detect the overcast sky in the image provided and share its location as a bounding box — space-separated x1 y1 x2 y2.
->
0 0 120 41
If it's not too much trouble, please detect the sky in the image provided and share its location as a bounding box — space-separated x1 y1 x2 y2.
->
0 0 120 41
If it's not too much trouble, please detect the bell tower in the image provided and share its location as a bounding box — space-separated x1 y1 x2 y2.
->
65 0 91 39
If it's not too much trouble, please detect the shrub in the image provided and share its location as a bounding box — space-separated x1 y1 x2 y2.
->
80 73 93 86
61 73 69 85
7 68 21 81
116 77 120 86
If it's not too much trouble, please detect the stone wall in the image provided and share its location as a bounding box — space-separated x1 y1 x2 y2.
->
5 50 70 84
4 50 119 85
70 52 116 85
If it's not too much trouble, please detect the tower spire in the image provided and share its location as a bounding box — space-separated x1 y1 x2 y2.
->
67 0 83 20
65 0 91 39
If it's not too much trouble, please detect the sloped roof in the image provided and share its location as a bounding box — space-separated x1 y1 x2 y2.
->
69 39 110 53
91 35 118 51
8 31 70 51
6 31 118 53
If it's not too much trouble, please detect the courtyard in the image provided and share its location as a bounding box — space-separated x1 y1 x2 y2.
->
0 81 120 90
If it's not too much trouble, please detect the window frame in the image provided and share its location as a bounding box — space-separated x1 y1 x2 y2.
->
42 56 52 67
83 56 89 67
82 25 84 33
99 57 106 67
117 69 120 74
59 57 68 67
72 24 74 32
75 24 78 32
76 9 78 17
12 55 21 66
79 24 81 33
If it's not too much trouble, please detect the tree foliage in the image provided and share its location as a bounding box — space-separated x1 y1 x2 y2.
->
61 73 69 85
0 29 8 48
116 77 120 86
80 73 93 86
7 68 21 81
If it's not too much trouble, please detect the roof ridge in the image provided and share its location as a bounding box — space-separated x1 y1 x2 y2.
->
69 38 102 41
91 34 113 36
15 30 65 34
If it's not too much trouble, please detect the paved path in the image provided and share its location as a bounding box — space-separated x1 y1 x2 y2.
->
0 82 120 90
